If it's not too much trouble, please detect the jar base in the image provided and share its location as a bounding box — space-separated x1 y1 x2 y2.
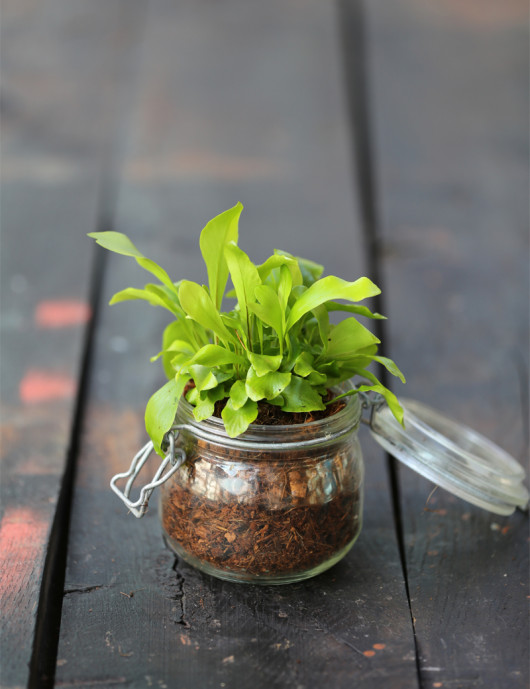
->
162 527 361 585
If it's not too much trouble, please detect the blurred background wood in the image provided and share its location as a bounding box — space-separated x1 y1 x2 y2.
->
0 1 144 686
367 1 529 686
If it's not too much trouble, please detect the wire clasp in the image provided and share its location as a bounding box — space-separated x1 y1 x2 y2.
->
110 426 189 518
358 390 386 429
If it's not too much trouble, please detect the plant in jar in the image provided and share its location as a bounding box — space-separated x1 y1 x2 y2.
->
89 203 405 582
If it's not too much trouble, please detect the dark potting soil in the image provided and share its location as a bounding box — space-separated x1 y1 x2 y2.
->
214 395 346 426
184 380 347 426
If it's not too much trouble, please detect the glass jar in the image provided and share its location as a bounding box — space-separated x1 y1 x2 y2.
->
159 393 363 584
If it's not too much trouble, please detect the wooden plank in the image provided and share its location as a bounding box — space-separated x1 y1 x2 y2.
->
367 1 529 687
0 1 144 686
56 0 419 687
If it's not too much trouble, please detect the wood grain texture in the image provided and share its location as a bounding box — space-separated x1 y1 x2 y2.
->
0 1 144 686
367 1 529 687
56 1 418 687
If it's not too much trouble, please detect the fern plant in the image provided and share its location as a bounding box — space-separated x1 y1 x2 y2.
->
89 203 404 455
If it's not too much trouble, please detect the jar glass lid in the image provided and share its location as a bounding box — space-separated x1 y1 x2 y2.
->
369 397 529 516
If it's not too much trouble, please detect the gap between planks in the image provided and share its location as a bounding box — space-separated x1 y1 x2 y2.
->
336 0 422 685
27 5 150 686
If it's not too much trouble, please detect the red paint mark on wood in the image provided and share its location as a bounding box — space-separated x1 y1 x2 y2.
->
0 507 48 616
35 299 91 328
19 369 76 403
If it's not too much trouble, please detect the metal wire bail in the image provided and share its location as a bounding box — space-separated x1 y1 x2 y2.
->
110 426 187 518
358 390 386 428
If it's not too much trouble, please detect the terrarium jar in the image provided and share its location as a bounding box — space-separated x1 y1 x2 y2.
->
159 392 363 584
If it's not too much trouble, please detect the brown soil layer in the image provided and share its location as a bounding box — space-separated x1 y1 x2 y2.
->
162 483 360 577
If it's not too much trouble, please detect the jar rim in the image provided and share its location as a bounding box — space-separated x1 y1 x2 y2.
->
174 381 361 451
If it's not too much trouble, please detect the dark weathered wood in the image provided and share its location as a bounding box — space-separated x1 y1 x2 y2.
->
56 0 418 687
0 1 144 686
367 1 529 687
